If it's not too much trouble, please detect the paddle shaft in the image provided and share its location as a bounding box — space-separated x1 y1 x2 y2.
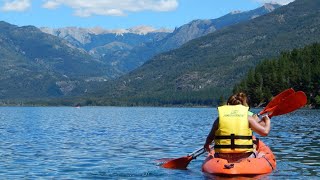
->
189 147 206 159
188 147 205 159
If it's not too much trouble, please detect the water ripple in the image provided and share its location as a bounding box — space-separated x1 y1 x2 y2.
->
0 107 318 179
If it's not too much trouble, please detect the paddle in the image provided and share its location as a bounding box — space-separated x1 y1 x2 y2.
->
268 91 307 118
160 146 206 169
258 88 295 115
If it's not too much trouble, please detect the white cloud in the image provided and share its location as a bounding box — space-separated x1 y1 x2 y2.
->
42 0 179 17
42 0 59 9
1 0 31 11
254 0 295 5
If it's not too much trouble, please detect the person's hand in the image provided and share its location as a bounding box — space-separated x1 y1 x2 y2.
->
204 143 210 152
262 115 270 123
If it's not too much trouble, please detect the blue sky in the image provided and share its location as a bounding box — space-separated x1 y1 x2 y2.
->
0 0 295 30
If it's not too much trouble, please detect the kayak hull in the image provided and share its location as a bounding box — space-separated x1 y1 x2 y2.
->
202 138 276 175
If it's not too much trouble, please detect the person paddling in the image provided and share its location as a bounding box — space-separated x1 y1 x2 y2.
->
203 92 271 162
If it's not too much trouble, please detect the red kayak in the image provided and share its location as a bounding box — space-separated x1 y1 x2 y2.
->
202 138 276 175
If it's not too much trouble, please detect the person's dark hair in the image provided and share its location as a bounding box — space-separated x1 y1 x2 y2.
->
227 92 249 107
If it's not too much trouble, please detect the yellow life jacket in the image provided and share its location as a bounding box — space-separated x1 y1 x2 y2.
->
214 105 253 153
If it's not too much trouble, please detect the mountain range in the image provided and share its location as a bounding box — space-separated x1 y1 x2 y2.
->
41 3 281 75
0 3 281 101
92 0 320 106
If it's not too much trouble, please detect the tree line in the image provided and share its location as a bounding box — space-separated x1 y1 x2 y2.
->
233 43 320 108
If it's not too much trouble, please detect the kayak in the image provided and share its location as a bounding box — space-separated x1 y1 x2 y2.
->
202 138 276 175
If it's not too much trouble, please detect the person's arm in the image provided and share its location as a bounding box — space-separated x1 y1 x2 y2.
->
204 118 218 152
248 115 271 136
251 113 266 126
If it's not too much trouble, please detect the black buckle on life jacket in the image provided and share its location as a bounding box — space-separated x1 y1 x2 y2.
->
231 134 235 149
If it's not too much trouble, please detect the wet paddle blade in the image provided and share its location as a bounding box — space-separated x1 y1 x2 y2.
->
269 91 307 118
259 88 295 115
161 156 193 169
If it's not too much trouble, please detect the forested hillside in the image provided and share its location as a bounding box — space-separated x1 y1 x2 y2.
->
234 43 320 108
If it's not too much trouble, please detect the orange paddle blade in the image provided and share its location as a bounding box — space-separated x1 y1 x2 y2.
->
259 88 295 115
161 156 193 169
269 91 307 118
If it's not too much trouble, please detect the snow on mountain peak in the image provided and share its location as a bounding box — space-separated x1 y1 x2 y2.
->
230 10 242 14
263 3 278 11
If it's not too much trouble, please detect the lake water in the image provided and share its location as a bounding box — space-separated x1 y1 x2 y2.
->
0 107 319 179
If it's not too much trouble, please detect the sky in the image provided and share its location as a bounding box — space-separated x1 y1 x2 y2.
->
0 0 295 30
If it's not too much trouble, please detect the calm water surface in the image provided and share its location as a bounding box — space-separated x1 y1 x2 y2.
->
0 107 319 179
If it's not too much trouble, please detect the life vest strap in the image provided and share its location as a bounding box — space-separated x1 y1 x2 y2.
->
214 144 254 149
215 134 252 150
215 135 252 139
